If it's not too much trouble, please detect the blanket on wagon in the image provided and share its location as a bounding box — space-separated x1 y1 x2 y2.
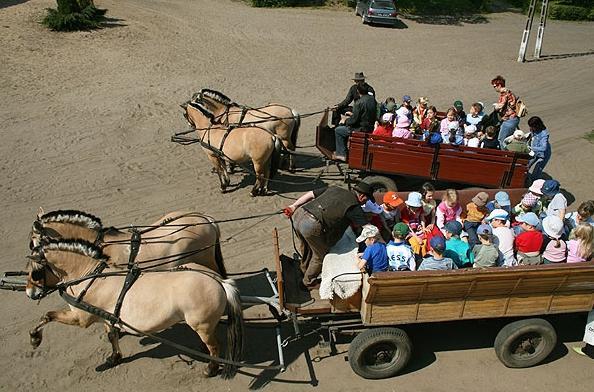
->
319 227 362 300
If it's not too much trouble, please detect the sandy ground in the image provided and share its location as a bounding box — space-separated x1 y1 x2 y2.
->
1 0 594 390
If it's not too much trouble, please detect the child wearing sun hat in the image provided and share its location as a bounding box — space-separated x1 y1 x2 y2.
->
541 215 568 264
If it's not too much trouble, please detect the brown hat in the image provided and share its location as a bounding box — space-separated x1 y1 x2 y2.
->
472 191 489 207
353 182 373 198
353 72 366 81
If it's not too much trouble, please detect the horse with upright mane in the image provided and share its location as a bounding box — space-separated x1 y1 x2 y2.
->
25 239 243 378
196 88 300 171
30 209 227 277
180 100 281 196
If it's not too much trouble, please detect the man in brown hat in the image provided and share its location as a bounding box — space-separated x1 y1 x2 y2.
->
332 72 376 126
283 182 373 288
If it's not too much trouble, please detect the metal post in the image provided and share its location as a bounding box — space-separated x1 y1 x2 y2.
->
534 0 549 59
518 0 538 63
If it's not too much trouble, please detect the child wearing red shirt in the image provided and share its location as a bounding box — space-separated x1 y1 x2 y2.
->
514 212 543 265
372 113 395 138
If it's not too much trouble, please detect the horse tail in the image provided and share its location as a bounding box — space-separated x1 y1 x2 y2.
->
214 234 227 279
290 109 300 150
269 137 282 179
220 279 244 379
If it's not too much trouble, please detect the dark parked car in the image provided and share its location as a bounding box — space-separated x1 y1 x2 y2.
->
355 0 399 26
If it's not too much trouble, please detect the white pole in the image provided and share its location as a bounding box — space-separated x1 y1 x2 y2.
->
534 0 549 59
518 0 538 63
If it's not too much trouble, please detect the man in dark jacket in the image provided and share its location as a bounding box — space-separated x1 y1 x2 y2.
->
333 84 377 161
332 72 376 126
283 182 373 288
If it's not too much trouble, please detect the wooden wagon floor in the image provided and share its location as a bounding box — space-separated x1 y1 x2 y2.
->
280 255 332 315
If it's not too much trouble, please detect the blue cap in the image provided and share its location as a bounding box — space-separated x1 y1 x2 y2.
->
516 212 540 227
444 221 463 236
494 191 511 207
477 224 493 235
430 235 446 252
541 180 560 197
402 95 411 102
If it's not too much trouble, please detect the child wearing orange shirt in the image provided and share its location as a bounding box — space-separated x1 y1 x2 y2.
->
463 191 489 248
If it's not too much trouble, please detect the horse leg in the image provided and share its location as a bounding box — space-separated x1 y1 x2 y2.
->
104 324 122 367
282 139 296 173
191 324 220 378
29 309 84 348
206 155 227 193
251 160 265 197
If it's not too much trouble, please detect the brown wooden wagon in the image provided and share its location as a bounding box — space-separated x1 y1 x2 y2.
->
316 108 530 191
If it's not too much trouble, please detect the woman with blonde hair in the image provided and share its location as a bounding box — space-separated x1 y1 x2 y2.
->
567 223 594 263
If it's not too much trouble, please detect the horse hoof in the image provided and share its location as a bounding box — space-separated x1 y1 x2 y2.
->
202 365 219 378
105 353 122 368
29 331 42 348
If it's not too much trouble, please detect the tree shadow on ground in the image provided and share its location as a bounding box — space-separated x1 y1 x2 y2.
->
0 0 29 10
402 13 489 26
100 17 128 29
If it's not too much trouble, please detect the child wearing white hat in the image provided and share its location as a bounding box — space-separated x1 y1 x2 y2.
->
541 215 568 263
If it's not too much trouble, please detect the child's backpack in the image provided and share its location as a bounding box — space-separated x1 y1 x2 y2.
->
515 97 528 117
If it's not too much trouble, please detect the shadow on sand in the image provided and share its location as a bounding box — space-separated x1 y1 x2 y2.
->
525 51 594 63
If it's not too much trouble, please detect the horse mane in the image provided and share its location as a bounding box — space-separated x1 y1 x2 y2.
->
199 88 234 106
43 239 109 263
188 101 216 123
40 210 102 230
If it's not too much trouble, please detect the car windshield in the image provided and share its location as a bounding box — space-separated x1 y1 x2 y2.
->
371 1 395 9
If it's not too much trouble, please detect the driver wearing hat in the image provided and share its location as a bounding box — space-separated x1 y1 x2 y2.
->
283 182 373 288
332 72 376 126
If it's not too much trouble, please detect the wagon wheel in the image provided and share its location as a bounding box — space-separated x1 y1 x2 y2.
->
348 327 412 379
494 318 557 368
360 175 397 193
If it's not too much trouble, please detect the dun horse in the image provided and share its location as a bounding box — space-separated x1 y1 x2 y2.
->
195 89 300 171
26 240 243 378
29 209 227 277
181 101 281 196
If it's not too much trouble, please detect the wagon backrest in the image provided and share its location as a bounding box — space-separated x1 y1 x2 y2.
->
360 263 594 325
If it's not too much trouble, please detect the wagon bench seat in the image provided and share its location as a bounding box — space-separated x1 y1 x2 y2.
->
361 262 594 326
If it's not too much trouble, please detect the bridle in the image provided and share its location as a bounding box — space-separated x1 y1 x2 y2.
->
27 248 57 300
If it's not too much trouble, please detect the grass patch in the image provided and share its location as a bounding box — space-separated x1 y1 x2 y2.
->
583 130 594 143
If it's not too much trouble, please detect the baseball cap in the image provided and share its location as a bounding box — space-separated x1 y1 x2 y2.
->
430 236 446 253
541 179 560 197
381 112 394 123
356 224 380 242
477 224 493 236
392 222 410 237
402 95 411 103
405 192 423 208
444 221 463 236
362 200 383 214
495 191 511 207
515 212 540 227
383 191 404 208
485 208 509 222
453 100 464 109
472 191 489 207
528 179 545 195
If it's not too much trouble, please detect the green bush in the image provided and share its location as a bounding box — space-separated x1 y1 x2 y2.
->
398 0 490 14
589 7 594 18
549 3 589 20
42 0 107 31
251 0 293 6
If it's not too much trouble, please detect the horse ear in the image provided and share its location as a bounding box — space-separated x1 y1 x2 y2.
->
37 207 45 219
33 220 44 233
180 102 188 110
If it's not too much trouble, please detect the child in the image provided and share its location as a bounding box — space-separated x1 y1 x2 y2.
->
513 192 542 218
420 106 440 134
412 97 429 125
565 200 594 235
420 182 437 228
480 126 501 149
464 191 489 248
386 223 416 271
443 221 473 268
356 224 388 274
541 215 568 264
380 191 403 230
486 209 516 267
514 212 544 265
466 102 485 127
400 192 427 255
373 112 395 138
392 115 412 139
472 224 499 268
396 95 413 122
453 100 466 125
504 129 530 154
418 236 457 271
542 179 567 220
440 108 459 143
436 188 463 233
486 191 512 215
463 125 480 147
567 223 594 263
377 97 396 120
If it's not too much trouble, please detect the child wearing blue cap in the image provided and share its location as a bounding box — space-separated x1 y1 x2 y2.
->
472 224 499 268
541 179 567 220
486 191 512 215
418 236 457 271
443 221 473 268
514 212 544 265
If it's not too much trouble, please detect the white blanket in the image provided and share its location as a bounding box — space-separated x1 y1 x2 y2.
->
319 227 362 300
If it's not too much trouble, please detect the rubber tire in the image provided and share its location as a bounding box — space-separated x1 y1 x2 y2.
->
494 318 557 368
360 175 398 193
348 327 412 379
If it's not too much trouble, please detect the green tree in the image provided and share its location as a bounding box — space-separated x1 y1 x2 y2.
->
42 0 108 31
